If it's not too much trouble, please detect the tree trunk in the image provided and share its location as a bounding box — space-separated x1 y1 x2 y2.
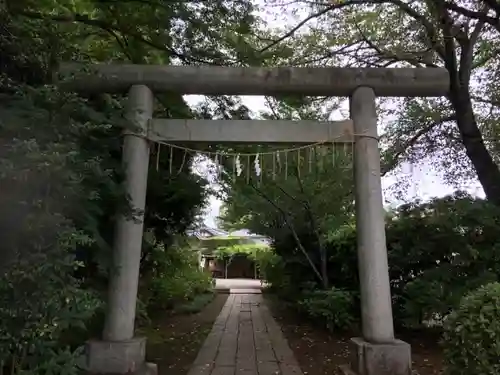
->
450 87 500 206
319 245 329 289
435 1 500 206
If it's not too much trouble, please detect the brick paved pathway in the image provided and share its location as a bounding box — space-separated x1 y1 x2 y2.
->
187 293 303 375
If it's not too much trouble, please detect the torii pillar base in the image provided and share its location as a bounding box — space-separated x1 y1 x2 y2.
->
340 338 411 375
85 338 158 375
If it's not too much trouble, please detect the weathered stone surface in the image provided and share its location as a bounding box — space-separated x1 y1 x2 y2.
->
86 337 146 374
212 366 236 375
139 363 158 375
236 369 259 375
188 364 214 375
279 363 302 375
59 63 449 97
257 361 280 375
148 119 354 145
347 337 412 375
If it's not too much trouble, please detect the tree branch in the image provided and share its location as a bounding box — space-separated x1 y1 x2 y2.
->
445 0 500 33
261 0 446 61
458 4 487 84
259 3 338 53
471 95 500 107
291 167 329 288
482 0 500 17
381 115 456 175
247 179 324 284
354 22 438 67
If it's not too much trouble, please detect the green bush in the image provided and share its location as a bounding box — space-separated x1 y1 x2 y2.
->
173 292 215 315
257 253 296 298
0 247 101 375
146 267 212 311
141 239 213 313
399 269 498 329
297 288 357 331
323 193 500 330
442 282 500 375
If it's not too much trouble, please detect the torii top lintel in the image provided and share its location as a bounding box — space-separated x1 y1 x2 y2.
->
58 63 449 97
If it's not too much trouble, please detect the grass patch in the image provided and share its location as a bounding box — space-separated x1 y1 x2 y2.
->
172 292 215 315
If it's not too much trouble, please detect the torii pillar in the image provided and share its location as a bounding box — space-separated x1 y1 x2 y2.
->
347 86 411 375
86 85 157 375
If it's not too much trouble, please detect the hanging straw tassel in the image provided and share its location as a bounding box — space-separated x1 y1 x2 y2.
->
169 145 173 174
331 142 336 168
260 155 264 185
308 147 313 173
236 154 242 177
218 153 223 181
246 155 250 184
254 153 261 187
232 155 237 180
297 149 301 179
272 152 276 181
284 151 288 180
156 143 161 171
318 146 324 173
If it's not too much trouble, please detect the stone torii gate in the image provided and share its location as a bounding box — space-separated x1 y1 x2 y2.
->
59 64 449 375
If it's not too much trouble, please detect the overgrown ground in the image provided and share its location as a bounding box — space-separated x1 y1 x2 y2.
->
267 297 444 375
140 292 229 375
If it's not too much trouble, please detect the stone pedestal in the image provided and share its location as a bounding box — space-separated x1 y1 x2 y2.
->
341 337 412 375
85 337 157 375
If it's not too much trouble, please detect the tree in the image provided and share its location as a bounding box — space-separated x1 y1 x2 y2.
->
219 97 354 288
0 0 262 372
1 0 262 272
257 0 500 204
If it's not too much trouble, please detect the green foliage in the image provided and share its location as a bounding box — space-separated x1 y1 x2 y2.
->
297 288 357 332
388 193 500 327
442 282 500 375
256 252 295 296
214 243 270 260
252 190 500 336
0 79 113 374
141 239 213 313
321 192 500 329
220 144 354 289
0 230 101 374
1 0 258 371
173 292 215 315
259 0 500 201
199 236 261 253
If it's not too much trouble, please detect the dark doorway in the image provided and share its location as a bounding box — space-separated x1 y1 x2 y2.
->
226 255 256 279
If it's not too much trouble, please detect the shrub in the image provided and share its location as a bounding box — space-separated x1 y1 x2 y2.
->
173 292 215 315
141 239 213 313
0 247 101 375
297 288 357 331
146 267 212 311
442 282 500 375
399 270 498 329
256 253 298 299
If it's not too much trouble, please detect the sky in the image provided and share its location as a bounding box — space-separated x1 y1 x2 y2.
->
184 95 484 228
